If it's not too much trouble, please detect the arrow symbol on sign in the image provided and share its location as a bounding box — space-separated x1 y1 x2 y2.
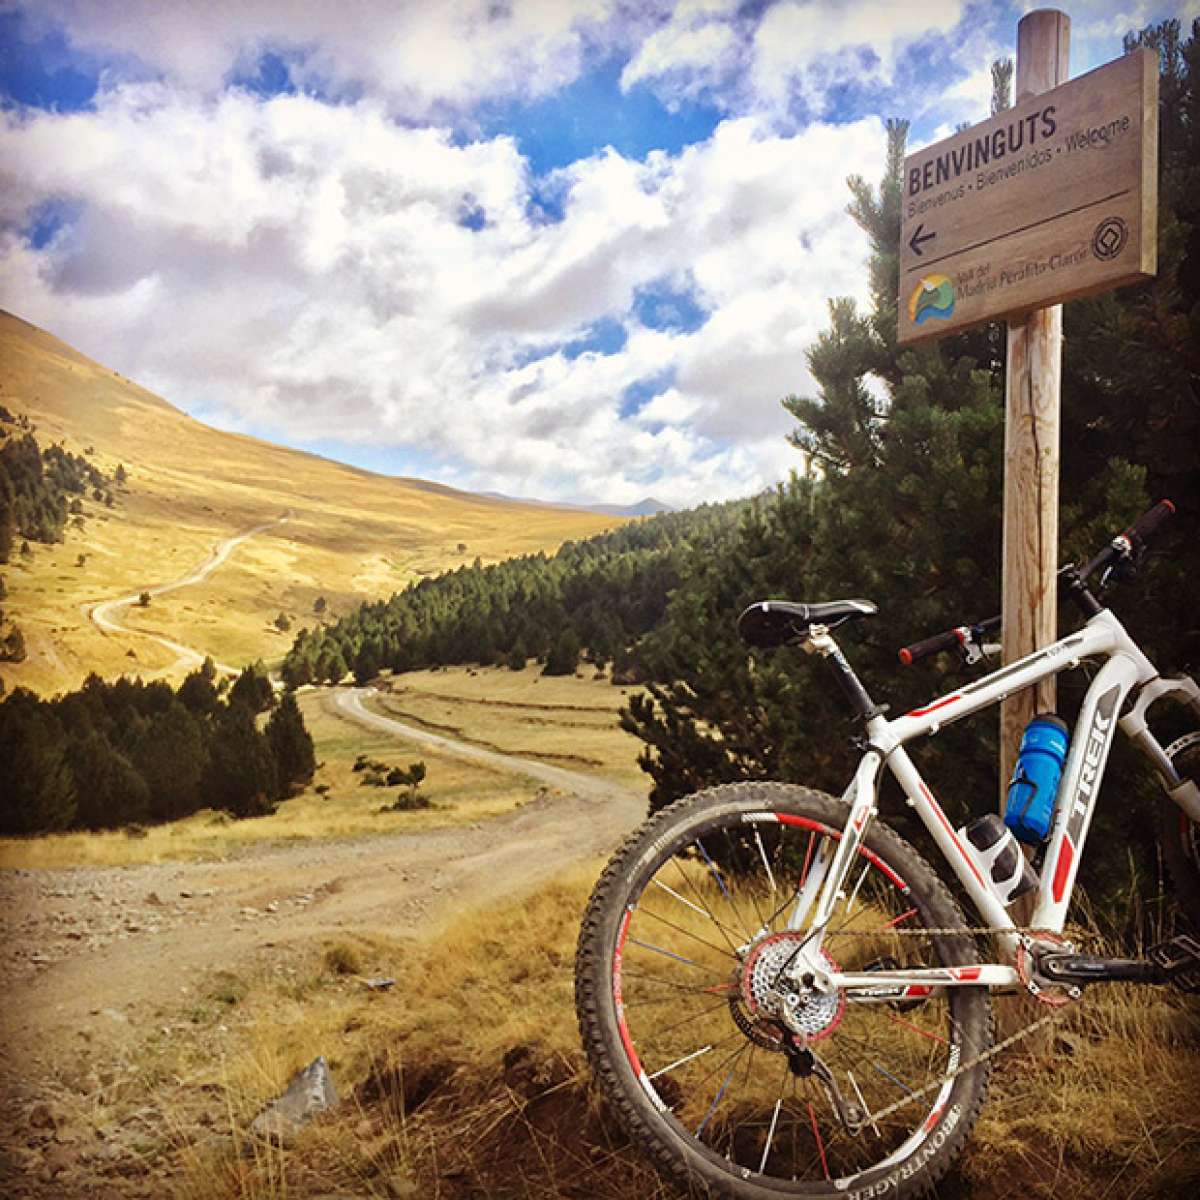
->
909 223 936 256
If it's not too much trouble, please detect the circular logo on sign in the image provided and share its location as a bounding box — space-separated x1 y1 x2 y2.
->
909 274 955 325
1091 217 1129 262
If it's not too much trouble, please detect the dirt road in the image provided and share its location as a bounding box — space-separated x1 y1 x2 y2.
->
335 686 628 799
0 692 642 1043
0 687 644 1119
85 512 291 676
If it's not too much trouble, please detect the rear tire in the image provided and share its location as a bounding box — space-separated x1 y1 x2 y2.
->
1160 733 1200 928
575 782 993 1199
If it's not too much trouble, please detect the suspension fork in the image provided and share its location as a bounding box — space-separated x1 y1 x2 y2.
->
1121 674 1200 821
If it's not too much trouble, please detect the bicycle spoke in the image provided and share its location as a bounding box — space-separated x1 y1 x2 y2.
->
724 825 770 932
808 1100 832 1182
642 998 731 1043
620 971 731 1000
759 1093 783 1174
671 856 744 953
696 1065 736 1138
754 827 778 895
648 1043 717 1082
696 837 755 941
637 902 741 960
627 936 708 971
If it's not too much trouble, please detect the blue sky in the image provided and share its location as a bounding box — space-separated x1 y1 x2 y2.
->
0 0 1192 506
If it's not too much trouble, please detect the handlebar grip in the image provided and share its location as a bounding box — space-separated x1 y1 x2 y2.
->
1080 499 1176 580
899 627 967 666
898 615 1001 666
1124 498 1175 546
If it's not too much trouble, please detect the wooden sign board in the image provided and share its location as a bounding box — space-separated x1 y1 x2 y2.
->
898 48 1158 345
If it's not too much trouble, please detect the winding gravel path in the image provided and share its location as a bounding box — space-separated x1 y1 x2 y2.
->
85 511 291 675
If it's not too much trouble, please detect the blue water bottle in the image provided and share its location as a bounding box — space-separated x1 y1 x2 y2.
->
1005 714 1069 843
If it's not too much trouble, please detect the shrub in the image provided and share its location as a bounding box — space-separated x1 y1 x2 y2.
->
324 941 363 976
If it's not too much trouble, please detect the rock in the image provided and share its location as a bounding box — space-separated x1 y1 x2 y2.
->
364 977 396 992
249 1057 339 1146
145 892 165 907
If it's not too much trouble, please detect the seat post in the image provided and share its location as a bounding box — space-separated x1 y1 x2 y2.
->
806 629 882 720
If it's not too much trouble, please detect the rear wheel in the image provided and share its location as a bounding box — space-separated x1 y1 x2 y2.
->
1160 732 1200 927
575 782 994 1199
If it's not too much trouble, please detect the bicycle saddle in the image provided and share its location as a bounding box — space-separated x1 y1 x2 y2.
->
737 598 878 648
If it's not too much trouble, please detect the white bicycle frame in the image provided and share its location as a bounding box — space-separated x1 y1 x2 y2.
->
786 607 1200 997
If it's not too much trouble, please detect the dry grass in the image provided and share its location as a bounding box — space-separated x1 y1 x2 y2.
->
377 662 647 785
0 311 623 696
113 870 1197 1200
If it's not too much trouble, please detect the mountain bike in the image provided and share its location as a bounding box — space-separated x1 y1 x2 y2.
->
575 501 1200 1200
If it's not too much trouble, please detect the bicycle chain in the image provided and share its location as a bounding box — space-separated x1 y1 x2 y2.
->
821 922 1093 1131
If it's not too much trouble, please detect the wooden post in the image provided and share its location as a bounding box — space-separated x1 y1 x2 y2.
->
1000 9 1070 805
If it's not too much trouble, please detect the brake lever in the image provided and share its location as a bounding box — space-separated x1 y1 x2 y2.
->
1099 535 1140 588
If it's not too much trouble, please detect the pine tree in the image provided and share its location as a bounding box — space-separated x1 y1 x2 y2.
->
353 643 379 685
266 692 316 791
229 661 275 713
543 628 580 676
0 691 77 833
205 703 278 818
69 732 151 829
178 666 218 714
131 700 206 821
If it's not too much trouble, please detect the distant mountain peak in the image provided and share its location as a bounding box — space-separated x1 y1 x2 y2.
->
479 491 673 517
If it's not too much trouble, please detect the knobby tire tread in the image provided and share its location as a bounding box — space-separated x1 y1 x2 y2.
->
575 781 995 1200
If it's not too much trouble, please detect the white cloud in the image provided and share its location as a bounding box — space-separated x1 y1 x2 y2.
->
0 81 884 506
15 0 620 115
620 0 741 97
749 0 965 115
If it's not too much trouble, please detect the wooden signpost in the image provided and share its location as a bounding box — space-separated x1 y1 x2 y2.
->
898 43 1158 347
895 10 1159 800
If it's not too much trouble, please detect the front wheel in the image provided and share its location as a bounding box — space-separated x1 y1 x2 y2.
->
576 782 994 1200
1160 732 1200 927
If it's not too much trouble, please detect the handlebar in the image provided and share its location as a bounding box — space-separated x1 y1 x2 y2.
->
898 617 1001 667
898 500 1175 667
1078 498 1175 581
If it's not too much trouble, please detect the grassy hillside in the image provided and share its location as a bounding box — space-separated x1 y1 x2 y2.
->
0 310 623 695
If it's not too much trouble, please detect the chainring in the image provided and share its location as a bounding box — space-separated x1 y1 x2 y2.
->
1016 931 1081 1007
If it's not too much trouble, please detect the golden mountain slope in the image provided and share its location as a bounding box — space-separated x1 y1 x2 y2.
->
0 310 622 695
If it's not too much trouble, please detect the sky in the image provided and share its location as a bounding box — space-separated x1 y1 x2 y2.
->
0 1 1194 509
